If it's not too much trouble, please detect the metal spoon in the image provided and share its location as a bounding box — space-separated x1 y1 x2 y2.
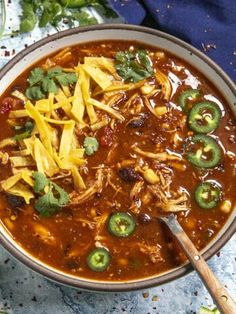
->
159 214 236 314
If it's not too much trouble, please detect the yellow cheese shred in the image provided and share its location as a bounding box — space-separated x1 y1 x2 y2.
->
25 101 53 156
59 121 75 158
34 138 59 177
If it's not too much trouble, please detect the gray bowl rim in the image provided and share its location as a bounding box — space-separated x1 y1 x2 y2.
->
0 24 235 292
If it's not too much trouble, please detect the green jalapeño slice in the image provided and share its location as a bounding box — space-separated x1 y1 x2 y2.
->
108 212 136 237
195 181 222 209
186 135 221 168
87 248 110 272
188 101 222 133
178 88 201 112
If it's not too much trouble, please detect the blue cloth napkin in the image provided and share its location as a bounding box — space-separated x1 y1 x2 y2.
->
110 0 236 82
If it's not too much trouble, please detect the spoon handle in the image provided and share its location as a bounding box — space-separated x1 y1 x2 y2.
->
161 214 236 314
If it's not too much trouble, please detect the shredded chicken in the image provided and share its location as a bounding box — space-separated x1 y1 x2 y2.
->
132 145 182 161
107 168 125 196
155 70 172 101
149 185 189 212
69 169 104 207
137 242 163 263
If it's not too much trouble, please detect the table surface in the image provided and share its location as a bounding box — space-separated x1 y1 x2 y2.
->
0 2 235 313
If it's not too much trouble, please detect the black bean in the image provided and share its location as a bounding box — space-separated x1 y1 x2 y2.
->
6 194 25 208
127 118 145 128
118 167 139 183
138 213 152 224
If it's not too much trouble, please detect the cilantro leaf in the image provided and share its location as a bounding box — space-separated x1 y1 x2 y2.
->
115 49 154 83
32 172 50 193
26 66 77 99
39 1 62 28
13 121 34 141
83 136 99 156
47 66 63 78
34 189 61 217
33 172 70 217
25 86 45 100
70 11 98 26
28 67 45 86
55 72 77 86
20 2 37 33
41 77 58 94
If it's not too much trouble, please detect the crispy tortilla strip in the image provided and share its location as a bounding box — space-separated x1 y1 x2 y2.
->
84 57 119 79
59 121 75 158
43 117 74 125
88 98 124 121
80 68 97 124
34 138 59 177
1 173 22 190
0 138 17 149
23 136 35 157
71 67 85 124
9 109 28 118
11 90 27 103
10 156 35 167
91 118 109 131
8 182 34 204
35 99 51 113
55 88 72 117
25 101 53 156
71 166 86 190
82 64 112 90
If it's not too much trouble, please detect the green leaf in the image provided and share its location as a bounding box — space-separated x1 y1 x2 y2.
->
47 66 63 78
35 190 60 217
33 172 50 193
83 136 99 156
20 2 37 33
41 77 58 94
71 11 98 26
115 49 154 82
33 172 69 217
39 2 62 28
26 86 45 100
55 72 77 86
13 121 34 141
28 67 45 86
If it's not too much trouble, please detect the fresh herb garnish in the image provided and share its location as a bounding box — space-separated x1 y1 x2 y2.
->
13 121 34 141
115 49 154 82
26 66 77 100
19 1 37 33
32 172 70 217
18 0 117 33
83 136 99 156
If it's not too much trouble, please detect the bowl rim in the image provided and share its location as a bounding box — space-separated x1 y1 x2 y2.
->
0 23 235 292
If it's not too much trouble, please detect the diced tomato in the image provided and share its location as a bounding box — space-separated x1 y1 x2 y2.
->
100 127 113 147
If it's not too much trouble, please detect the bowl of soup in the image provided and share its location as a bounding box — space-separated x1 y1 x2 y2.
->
0 25 235 291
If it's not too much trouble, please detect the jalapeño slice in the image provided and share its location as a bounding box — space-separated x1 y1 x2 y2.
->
186 134 221 168
87 248 110 272
108 212 136 237
195 181 221 209
188 101 222 133
178 89 201 112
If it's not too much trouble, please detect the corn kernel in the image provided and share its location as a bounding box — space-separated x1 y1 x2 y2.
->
220 200 232 214
155 106 168 116
143 169 159 185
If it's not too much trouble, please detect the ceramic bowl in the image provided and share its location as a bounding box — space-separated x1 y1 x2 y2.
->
0 24 235 292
